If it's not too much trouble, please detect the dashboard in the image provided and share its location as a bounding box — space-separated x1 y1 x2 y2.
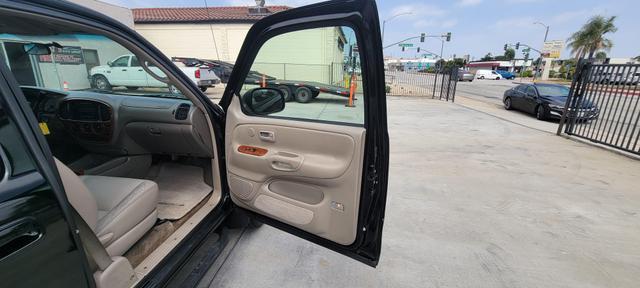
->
20 87 213 158
58 99 114 142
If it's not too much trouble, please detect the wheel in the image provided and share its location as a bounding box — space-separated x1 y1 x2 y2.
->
312 91 320 98
93 75 111 90
294 86 313 103
496 77 500 80
125 86 139 90
277 85 292 101
479 76 485 80
168 85 180 94
199 86 208 92
504 97 513 110
536 105 547 120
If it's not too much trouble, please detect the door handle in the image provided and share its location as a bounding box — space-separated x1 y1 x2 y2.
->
0 218 42 259
138 69 143 72
258 130 275 142
122 69 127 71
268 152 302 172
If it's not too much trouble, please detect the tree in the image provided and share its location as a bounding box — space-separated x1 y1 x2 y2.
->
595 51 607 60
481 53 493 61
634 55 640 61
504 48 515 61
567 15 617 59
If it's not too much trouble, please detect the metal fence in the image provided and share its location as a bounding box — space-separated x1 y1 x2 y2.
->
384 67 459 101
558 62 640 155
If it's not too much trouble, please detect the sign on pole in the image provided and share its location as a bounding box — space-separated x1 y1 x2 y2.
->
398 43 414 48
542 40 564 58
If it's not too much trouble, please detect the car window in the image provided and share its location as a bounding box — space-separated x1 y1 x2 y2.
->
515 85 527 92
536 85 570 97
526 86 537 96
111 56 129 67
239 26 363 125
0 100 36 176
131 56 140 67
0 32 188 100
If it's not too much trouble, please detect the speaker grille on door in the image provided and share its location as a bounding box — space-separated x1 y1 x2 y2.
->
175 103 190 120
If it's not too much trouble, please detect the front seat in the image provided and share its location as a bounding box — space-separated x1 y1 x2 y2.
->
54 158 159 256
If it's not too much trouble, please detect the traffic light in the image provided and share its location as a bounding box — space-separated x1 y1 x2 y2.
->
504 44 508 51
420 33 425 42
402 46 405 52
417 47 421 53
515 42 520 50
446 32 451 42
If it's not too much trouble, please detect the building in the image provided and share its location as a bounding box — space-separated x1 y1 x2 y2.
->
69 0 134 28
466 59 534 73
385 58 438 71
132 6 290 62
0 34 129 90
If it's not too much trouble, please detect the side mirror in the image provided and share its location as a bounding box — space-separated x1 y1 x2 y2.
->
241 87 285 116
107 61 113 67
23 43 51 55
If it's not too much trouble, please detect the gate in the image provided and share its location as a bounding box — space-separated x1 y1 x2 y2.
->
385 67 458 101
557 61 640 155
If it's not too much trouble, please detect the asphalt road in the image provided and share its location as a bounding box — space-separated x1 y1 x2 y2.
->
455 78 520 106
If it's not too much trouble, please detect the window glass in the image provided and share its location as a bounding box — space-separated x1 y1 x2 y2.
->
111 56 129 67
526 86 537 96
516 85 527 92
0 101 36 176
0 33 189 100
130 56 140 67
240 26 364 125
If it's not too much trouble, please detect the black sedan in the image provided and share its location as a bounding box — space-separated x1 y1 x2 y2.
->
503 83 599 121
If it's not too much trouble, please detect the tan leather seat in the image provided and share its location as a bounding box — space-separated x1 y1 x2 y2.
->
55 158 158 256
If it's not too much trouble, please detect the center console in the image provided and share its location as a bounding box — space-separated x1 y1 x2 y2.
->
58 99 114 142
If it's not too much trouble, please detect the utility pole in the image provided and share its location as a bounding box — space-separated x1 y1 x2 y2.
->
533 21 549 80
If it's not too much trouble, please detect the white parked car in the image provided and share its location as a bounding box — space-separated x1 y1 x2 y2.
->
475 69 502 80
90 54 220 92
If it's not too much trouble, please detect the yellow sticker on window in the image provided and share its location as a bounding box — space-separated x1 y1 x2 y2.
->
39 122 50 135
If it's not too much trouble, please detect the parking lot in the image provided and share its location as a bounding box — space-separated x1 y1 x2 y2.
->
200 94 640 288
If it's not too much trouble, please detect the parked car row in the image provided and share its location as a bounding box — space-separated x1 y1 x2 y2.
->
588 70 639 85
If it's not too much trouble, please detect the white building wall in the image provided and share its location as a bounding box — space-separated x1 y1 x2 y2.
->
134 23 253 62
68 0 134 28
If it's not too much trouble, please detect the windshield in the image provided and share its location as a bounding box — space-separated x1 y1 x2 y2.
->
0 33 186 99
536 85 570 97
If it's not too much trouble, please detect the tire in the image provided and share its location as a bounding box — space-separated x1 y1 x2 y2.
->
126 86 139 90
536 105 547 121
504 97 513 110
277 85 292 101
312 90 320 98
479 76 485 80
93 75 111 90
294 86 313 103
496 77 500 80
199 86 208 92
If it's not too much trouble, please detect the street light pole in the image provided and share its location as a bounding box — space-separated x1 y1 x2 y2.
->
382 12 412 45
533 21 550 80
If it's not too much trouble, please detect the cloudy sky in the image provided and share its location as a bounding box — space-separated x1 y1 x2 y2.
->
103 0 640 60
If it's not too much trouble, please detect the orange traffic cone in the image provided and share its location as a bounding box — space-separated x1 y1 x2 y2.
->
346 74 356 108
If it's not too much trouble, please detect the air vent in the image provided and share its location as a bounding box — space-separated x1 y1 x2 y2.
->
175 103 190 120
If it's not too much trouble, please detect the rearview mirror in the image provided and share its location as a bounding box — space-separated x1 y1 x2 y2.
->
107 61 113 66
23 43 51 55
241 88 285 115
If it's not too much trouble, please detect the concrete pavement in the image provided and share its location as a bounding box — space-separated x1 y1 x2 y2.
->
203 96 640 288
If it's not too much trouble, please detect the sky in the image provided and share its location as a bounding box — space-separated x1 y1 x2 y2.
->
102 0 640 61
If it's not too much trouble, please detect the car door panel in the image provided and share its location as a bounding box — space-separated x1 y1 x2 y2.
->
221 0 388 266
226 99 366 245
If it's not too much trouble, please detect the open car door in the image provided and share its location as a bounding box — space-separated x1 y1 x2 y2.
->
220 0 389 266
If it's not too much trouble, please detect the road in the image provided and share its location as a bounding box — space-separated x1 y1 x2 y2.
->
202 96 640 288
455 78 520 106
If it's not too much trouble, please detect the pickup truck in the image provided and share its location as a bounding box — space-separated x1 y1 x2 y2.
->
90 54 221 92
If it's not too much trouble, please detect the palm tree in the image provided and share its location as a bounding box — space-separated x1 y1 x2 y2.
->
567 15 617 60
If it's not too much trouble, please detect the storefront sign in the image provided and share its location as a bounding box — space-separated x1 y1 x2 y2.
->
38 46 84 65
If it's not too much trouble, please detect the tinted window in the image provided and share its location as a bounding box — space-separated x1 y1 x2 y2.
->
515 85 527 92
536 85 569 97
526 86 537 96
